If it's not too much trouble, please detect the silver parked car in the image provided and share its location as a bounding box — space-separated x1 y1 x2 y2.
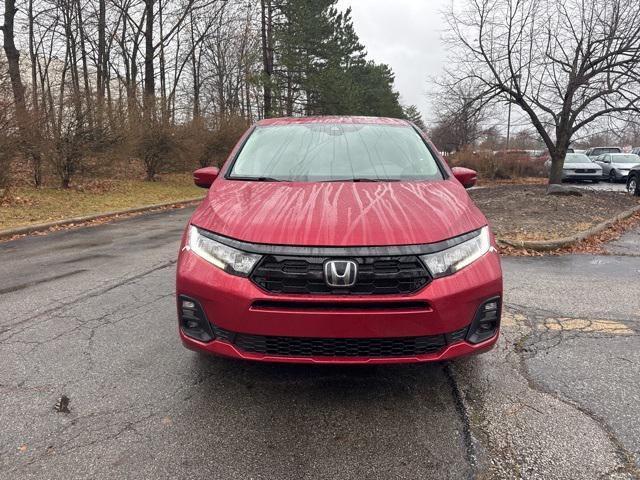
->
545 153 602 182
594 153 640 182
585 146 622 157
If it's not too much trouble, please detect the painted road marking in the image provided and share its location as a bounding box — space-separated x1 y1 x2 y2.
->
501 311 634 336
542 318 634 335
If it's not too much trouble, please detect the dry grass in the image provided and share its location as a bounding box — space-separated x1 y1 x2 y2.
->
450 150 547 180
0 173 203 230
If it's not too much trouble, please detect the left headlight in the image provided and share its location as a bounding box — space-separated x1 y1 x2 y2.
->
420 226 491 279
187 225 262 277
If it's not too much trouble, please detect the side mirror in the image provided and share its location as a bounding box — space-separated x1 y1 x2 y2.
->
451 167 478 189
193 167 220 189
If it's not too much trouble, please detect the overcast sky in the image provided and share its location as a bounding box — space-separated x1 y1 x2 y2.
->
337 0 449 124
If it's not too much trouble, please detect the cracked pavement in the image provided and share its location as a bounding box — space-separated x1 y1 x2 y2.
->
1 209 639 479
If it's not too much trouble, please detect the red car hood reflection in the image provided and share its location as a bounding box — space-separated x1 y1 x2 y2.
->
190 178 487 246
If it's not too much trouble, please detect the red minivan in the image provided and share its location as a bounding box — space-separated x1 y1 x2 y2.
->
176 116 502 364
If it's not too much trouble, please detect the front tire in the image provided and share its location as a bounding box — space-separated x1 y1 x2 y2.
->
609 171 617 183
627 175 639 196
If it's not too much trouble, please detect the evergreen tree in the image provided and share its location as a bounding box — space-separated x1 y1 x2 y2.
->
403 105 427 130
267 0 404 118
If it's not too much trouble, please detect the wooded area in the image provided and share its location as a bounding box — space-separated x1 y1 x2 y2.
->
0 0 421 191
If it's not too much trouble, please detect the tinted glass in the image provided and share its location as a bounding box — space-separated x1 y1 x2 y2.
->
229 124 444 182
593 148 621 155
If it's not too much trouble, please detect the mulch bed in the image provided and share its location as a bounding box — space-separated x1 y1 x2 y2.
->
469 185 640 254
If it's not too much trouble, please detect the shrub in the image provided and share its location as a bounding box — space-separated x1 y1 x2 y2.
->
135 122 177 181
51 122 88 189
0 99 15 196
449 149 546 180
203 116 249 167
0 138 12 197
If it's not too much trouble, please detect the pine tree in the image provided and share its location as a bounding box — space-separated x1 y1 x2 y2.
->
403 105 427 130
267 0 404 118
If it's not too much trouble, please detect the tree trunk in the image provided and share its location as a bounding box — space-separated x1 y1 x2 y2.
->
548 150 566 185
260 0 273 118
548 128 572 185
28 0 38 112
97 0 106 127
27 0 43 187
144 0 155 118
158 0 167 123
76 0 93 128
2 0 27 121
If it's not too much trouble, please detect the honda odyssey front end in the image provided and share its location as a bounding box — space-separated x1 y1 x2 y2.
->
176 116 502 364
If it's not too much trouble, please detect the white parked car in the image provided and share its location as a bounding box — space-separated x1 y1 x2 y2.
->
544 153 602 183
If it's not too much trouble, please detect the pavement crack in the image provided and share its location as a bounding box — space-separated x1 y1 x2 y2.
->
507 304 640 478
0 260 176 342
443 362 478 480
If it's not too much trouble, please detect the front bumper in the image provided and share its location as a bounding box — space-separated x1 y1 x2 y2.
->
562 171 601 181
176 247 503 364
611 171 630 181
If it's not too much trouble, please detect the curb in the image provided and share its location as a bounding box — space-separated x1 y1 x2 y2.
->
0 197 204 239
498 204 640 251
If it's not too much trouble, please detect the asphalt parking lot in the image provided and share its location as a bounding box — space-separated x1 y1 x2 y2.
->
1 208 639 479
572 181 628 192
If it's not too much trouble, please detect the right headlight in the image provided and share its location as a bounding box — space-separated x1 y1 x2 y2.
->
420 226 491 278
187 225 261 277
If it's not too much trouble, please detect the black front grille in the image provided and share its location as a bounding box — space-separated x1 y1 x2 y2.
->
251 300 431 311
574 169 596 173
251 255 430 295
211 325 468 358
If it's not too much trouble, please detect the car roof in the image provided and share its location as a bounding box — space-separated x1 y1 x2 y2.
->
256 116 410 127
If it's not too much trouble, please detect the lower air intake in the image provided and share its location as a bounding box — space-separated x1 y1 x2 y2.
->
211 325 468 358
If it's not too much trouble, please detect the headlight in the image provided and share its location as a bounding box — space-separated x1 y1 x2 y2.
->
420 226 491 278
187 225 261 276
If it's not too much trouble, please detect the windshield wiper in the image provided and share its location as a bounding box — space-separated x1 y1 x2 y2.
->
229 176 285 182
322 178 401 183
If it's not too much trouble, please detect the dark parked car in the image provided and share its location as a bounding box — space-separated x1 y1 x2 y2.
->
627 165 640 196
632 147 640 156
585 147 622 157
176 116 503 364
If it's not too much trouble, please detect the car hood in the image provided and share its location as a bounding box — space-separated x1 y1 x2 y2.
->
564 162 601 169
611 163 638 169
190 178 487 246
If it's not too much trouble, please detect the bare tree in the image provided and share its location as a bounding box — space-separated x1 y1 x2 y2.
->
445 0 640 186
431 79 493 151
2 0 26 120
260 0 274 118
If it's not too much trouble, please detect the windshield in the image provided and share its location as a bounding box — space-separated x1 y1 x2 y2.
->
564 154 591 164
593 148 621 155
228 123 444 182
610 154 640 164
